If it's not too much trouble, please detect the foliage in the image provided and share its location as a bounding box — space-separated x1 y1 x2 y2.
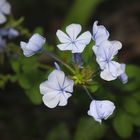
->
0 0 140 139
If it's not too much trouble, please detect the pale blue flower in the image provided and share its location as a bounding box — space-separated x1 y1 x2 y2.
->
7 28 19 38
94 40 124 81
56 24 91 53
88 100 115 123
0 0 11 24
20 33 46 57
119 64 128 84
39 70 74 108
92 21 109 54
0 28 19 38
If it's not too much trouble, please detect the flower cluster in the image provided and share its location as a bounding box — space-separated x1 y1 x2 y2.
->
20 21 128 123
0 0 19 49
0 28 19 48
92 21 128 83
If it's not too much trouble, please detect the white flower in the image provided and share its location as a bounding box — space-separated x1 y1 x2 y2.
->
119 64 128 84
56 24 91 53
88 100 115 123
20 33 46 57
39 70 74 108
0 0 11 24
92 21 109 54
94 40 124 81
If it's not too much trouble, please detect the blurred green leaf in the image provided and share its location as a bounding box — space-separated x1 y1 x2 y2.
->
74 117 106 140
113 111 133 138
34 27 44 35
18 73 31 89
132 92 140 102
64 0 101 26
0 74 10 88
126 65 140 78
25 84 42 105
124 97 140 115
10 59 20 73
47 123 70 140
133 114 140 126
88 81 99 93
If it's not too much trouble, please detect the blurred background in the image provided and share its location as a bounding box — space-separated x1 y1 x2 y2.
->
0 0 140 139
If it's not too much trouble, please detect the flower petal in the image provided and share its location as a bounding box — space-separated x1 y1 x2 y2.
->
42 93 60 108
76 31 91 45
20 41 35 57
56 30 71 43
57 43 73 51
40 81 59 95
119 64 128 84
72 42 86 53
58 92 71 106
48 70 65 88
29 33 46 51
100 67 117 81
95 100 115 120
1 1 11 15
93 21 109 45
0 13 6 24
66 24 81 40
88 100 102 123
92 45 98 54
108 61 123 77
110 41 122 57
0 0 6 7
63 78 74 93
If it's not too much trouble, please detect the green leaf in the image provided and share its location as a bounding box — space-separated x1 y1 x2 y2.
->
47 123 70 140
74 117 106 140
64 0 102 26
0 74 12 89
34 27 44 35
113 111 133 138
124 97 140 115
126 65 140 78
10 59 20 73
132 92 140 102
133 114 140 126
25 84 42 105
88 81 99 93
18 73 31 89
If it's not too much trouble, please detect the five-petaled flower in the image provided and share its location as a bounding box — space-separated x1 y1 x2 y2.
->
56 24 91 53
88 100 115 123
20 33 46 57
94 40 124 81
39 70 74 108
0 0 11 24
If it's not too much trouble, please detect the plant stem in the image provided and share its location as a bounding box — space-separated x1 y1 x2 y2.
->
83 85 93 100
92 69 100 78
44 51 75 74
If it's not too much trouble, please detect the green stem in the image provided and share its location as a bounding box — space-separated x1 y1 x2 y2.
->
38 63 52 70
83 85 93 100
44 51 75 74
